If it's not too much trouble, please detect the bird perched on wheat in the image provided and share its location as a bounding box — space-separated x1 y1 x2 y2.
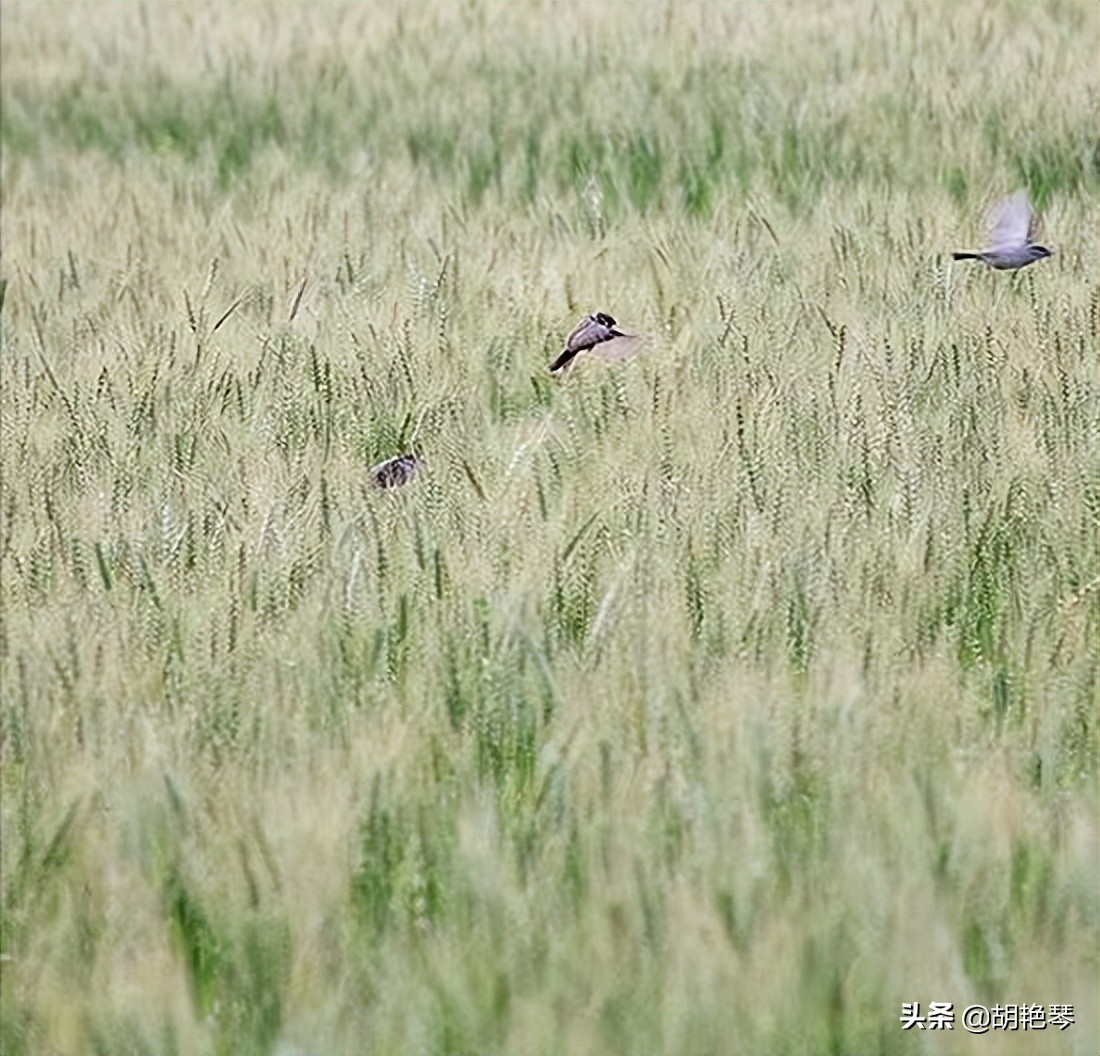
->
369 452 422 490
952 189 1052 271
549 312 645 374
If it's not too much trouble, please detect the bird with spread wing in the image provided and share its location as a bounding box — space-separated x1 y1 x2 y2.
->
549 312 645 374
952 190 1052 271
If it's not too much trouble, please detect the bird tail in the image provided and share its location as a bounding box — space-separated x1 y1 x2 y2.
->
952 252 981 261
549 348 577 373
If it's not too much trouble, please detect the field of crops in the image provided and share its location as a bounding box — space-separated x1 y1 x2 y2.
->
1 3 1097 1054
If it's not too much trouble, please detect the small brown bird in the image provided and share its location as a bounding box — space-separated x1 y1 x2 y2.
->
369 452 422 490
550 312 642 373
952 190 1052 270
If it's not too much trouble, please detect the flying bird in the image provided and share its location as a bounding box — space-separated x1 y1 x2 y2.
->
369 452 422 490
952 190 1052 271
549 312 643 373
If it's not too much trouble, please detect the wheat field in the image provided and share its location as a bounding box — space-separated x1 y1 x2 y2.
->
1 2 1098 1054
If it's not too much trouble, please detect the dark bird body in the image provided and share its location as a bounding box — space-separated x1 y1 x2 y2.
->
550 312 629 373
370 452 422 490
952 190 1051 271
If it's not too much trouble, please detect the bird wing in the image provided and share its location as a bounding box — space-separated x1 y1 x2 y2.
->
1026 199 1042 243
586 333 646 363
986 190 1033 252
